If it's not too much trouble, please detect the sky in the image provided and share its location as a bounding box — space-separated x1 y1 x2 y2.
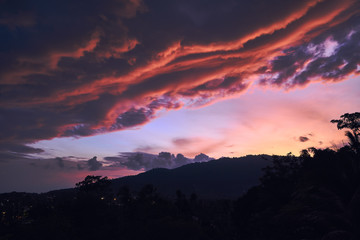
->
1 0 360 193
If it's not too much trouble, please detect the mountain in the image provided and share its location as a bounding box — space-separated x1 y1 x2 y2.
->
111 155 271 199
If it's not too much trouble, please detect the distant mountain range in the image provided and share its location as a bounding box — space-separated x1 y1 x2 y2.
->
111 154 271 199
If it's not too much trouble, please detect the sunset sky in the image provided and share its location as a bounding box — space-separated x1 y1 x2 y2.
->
1 0 360 193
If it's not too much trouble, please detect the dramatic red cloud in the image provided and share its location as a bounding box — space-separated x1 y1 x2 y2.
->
0 0 359 156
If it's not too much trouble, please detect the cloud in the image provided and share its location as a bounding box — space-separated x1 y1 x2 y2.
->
87 156 103 171
133 145 157 152
0 142 46 170
260 20 360 88
0 0 359 152
194 153 212 162
173 153 189 166
104 152 170 171
104 152 152 170
172 138 197 147
104 151 213 171
0 152 140 193
0 143 44 154
299 136 310 142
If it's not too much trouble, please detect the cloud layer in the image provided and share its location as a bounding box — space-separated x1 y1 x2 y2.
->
104 152 212 171
1 0 360 154
0 154 106 192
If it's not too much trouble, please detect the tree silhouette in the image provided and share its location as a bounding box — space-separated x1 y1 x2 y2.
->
75 175 110 191
75 175 111 200
331 112 360 153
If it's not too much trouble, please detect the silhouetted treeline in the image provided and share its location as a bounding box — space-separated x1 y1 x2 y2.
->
230 112 360 239
0 180 234 240
233 146 360 240
1 145 359 240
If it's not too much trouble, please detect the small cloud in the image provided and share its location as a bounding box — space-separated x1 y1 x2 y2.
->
299 136 310 142
87 156 102 171
134 145 157 152
172 138 195 146
103 156 124 162
63 156 89 161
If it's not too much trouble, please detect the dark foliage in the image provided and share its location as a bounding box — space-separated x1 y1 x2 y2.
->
331 112 360 153
233 114 360 239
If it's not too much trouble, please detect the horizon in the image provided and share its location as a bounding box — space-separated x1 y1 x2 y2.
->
1 0 360 193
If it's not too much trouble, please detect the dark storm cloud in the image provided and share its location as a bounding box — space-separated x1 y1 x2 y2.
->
0 0 359 152
127 0 319 50
260 12 360 88
104 151 212 171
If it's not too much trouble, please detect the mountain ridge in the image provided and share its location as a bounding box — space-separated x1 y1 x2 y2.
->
111 154 272 199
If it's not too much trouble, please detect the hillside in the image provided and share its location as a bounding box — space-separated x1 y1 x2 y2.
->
111 155 271 199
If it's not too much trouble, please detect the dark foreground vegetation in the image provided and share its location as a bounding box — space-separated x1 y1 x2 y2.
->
1 113 359 240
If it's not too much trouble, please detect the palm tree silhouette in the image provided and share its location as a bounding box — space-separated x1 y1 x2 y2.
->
345 130 359 151
331 112 360 153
